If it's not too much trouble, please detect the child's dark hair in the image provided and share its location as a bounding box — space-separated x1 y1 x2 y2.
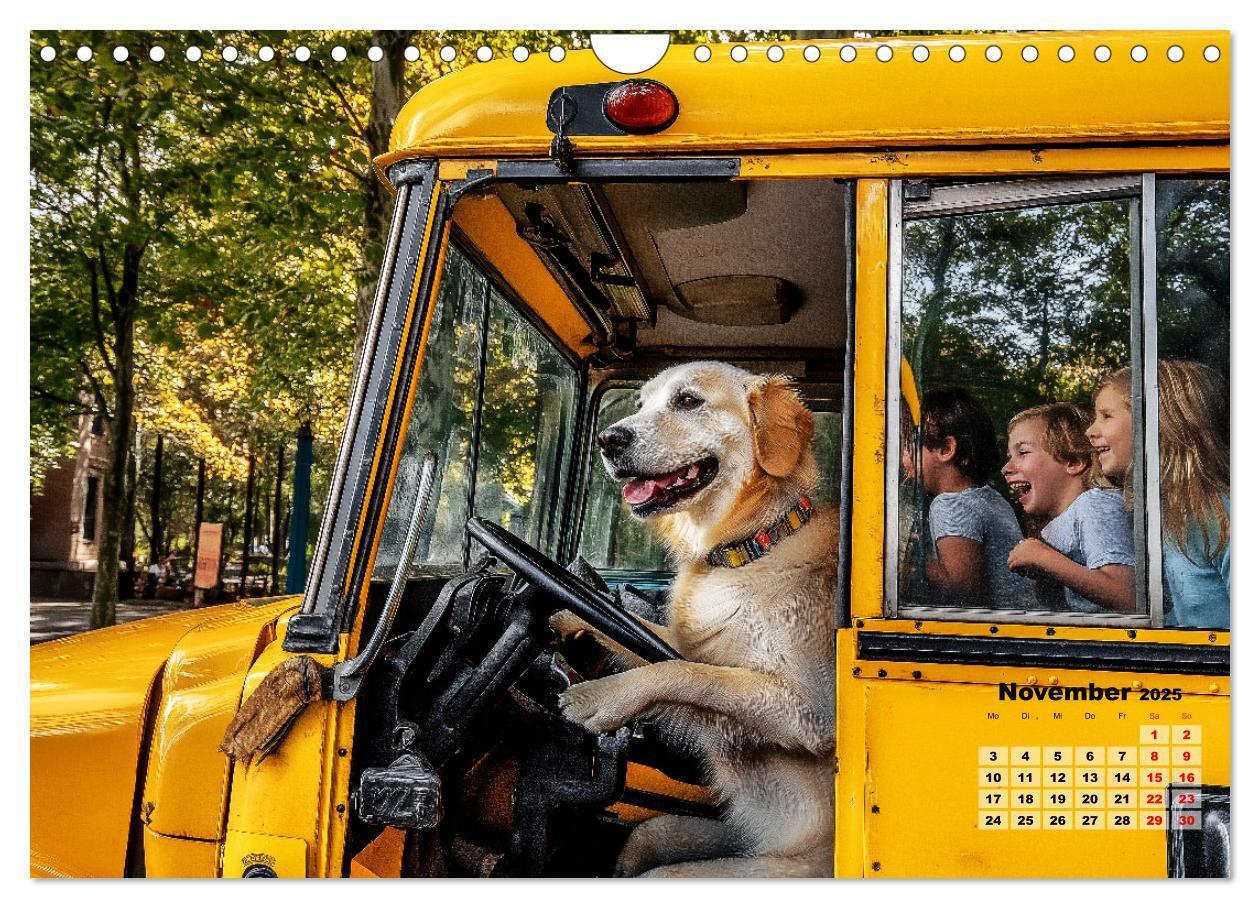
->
920 387 1001 484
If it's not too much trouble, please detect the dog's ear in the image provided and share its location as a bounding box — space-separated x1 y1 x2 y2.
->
748 375 814 478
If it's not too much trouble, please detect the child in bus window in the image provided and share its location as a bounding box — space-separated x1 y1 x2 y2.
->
1088 363 1229 628
918 388 1035 608
1003 403 1136 613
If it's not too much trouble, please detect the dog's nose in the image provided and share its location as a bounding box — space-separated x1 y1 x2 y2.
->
597 425 634 458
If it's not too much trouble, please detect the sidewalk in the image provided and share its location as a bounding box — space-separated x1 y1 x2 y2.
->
30 598 207 645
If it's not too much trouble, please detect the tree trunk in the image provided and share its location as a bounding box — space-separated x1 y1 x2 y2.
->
149 434 164 564
240 453 256 597
119 430 138 599
355 30 415 357
191 457 206 569
270 444 284 594
90 246 141 629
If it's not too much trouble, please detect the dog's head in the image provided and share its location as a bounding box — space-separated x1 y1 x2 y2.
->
597 362 817 558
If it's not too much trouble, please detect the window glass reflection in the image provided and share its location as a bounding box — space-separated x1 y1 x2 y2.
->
900 196 1138 616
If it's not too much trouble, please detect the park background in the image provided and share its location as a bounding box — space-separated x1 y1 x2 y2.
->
29 28 878 634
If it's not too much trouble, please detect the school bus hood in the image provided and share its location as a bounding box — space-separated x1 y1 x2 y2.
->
30 597 301 878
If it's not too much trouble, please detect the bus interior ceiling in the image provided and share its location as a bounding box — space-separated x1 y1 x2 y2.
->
493 178 849 384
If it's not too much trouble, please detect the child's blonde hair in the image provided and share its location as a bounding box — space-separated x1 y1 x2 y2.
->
1008 403 1104 487
1097 361 1229 559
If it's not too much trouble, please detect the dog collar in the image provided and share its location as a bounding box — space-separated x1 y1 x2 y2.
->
706 496 814 569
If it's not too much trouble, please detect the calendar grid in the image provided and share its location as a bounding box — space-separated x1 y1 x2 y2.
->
978 726 1202 831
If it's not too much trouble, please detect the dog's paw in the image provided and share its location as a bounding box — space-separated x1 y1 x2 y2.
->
548 609 586 640
557 674 643 734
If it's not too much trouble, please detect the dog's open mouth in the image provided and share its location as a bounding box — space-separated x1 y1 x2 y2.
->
621 457 719 516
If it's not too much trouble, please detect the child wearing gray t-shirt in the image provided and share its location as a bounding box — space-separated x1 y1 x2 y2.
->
930 486 1036 608
1039 488 1135 613
912 388 1034 608
1004 403 1137 613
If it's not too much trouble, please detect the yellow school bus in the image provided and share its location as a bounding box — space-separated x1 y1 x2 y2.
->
31 31 1230 878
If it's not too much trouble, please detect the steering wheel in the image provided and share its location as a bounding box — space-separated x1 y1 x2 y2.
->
465 516 679 664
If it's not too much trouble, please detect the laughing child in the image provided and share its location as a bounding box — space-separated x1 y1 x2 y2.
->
1088 362 1230 628
913 388 1034 608
1003 403 1136 613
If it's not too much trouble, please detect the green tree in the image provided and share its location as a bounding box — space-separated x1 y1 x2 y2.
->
31 29 362 624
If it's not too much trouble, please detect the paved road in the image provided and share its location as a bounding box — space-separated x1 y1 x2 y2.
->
30 599 208 645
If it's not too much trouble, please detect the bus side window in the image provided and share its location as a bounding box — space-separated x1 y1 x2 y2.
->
375 243 581 577
896 183 1141 620
470 285 579 560
1154 178 1230 630
376 244 488 576
579 388 670 573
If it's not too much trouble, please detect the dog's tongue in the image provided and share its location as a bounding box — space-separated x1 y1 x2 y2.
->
622 479 657 505
623 465 688 505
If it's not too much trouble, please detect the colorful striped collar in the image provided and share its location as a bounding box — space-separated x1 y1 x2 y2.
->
705 496 814 569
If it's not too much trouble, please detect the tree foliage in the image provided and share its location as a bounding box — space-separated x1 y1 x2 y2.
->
30 28 788 618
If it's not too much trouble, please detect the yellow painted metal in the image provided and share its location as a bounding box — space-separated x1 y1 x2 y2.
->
613 763 716 823
141 828 220 878
834 628 866 877
384 32 1227 166
850 179 889 623
349 827 407 877
740 145 1229 179
142 598 296 844
221 830 309 878
30 607 237 877
453 193 599 357
842 671 1227 878
900 357 919 427
221 614 355 878
437 159 497 181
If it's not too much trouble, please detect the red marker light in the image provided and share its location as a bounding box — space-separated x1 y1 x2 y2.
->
603 80 679 134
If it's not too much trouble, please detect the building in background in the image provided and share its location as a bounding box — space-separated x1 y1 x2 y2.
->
31 408 110 598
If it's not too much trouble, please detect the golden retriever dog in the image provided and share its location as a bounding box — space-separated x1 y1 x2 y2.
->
558 361 837 878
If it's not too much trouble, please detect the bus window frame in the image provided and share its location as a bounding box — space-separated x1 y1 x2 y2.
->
883 174 1166 629
286 162 445 653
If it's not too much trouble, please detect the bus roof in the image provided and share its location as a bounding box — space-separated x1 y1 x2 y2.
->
385 31 1229 164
